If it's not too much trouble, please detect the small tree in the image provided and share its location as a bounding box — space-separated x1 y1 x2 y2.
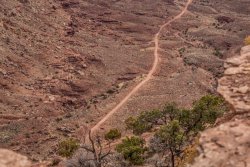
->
186 95 226 133
66 131 112 167
156 120 185 167
105 129 121 141
116 136 147 165
153 95 227 167
125 109 163 135
162 103 180 121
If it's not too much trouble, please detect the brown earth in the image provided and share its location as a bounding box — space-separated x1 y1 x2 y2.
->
0 0 250 164
90 0 193 136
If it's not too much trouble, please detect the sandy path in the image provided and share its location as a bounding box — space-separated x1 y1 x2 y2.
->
90 0 193 134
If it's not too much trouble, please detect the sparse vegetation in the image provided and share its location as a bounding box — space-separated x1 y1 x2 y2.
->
213 48 223 58
178 47 186 56
176 137 199 167
156 120 185 167
66 131 112 167
60 95 226 166
125 109 163 135
107 89 115 94
105 128 121 141
116 136 147 165
126 95 227 166
58 138 80 158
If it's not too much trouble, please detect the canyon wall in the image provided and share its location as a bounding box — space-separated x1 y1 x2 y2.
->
191 45 250 167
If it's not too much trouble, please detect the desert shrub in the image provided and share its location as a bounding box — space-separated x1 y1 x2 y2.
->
66 131 113 167
116 136 147 165
125 116 153 135
125 95 226 167
193 95 225 120
244 36 250 45
187 95 226 132
154 95 226 167
213 48 223 58
162 103 180 121
105 129 121 141
58 138 80 158
107 89 116 94
126 95 226 137
156 120 185 167
125 110 163 135
178 48 186 56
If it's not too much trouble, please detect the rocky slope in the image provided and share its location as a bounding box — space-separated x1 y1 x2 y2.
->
191 45 250 167
1 46 249 167
1 0 250 163
0 0 177 161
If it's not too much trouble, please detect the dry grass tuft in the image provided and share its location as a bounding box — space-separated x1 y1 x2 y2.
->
244 36 250 45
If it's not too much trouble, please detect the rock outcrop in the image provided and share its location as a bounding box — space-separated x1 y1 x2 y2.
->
0 149 31 167
191 46 250 167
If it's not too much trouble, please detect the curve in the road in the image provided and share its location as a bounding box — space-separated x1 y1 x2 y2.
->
90 0 193 134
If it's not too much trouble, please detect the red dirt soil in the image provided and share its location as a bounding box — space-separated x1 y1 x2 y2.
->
90 0 193 135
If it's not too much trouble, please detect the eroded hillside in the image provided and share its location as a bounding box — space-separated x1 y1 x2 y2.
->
0 0 250 163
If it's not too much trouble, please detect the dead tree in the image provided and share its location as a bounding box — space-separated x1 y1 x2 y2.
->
66 131 112 167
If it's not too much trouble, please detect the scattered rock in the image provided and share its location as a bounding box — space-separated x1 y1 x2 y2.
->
237 86 249 94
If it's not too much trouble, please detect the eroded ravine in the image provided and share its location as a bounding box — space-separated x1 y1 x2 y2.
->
90 0 193 134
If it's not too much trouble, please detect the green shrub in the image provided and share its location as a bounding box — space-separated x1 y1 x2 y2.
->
125 110 162 135
154 95 227 167
124 95 227 167
105 129 121 141
116 136 147 165
162 103 180 121
191 95 226 130
58 138 80 158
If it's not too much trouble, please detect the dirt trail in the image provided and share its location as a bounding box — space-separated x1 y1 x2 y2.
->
90 0 193 134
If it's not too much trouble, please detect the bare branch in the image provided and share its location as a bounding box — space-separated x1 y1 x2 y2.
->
100 142 111 159
71 130 113 167
97 137 103 159
80 145 94 153
88 130 98 161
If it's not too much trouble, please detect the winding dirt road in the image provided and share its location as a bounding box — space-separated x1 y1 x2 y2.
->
90 0 193 134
